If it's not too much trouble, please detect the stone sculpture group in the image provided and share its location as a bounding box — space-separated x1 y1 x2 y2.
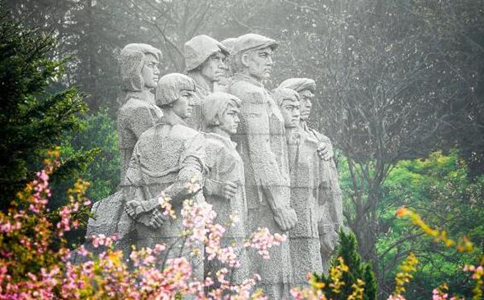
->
86 33 343 299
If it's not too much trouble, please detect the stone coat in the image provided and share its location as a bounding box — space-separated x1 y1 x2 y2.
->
303 122 343 271
227 74 292 299
122 115 206 278
117 92 163 179
203 132 249 283
285 127 324 284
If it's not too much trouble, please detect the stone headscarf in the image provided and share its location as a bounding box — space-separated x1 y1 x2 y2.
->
201 92 241 130
272 87 300 106
184 35 229 72
119 43 162 92
155 73 196 106
278 78 316 93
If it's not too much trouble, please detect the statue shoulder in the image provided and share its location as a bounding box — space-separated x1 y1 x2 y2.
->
229 80 265 102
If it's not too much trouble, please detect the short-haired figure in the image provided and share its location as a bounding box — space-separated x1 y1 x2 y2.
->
279 78 343 272
117 43 164 180
227 33 297 299
85 43 163 258
201 92 250 285
122 73 206 279
184 35 229 130
273 87 324 284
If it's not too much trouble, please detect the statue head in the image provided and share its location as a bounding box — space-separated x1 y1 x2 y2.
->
155 73 196 119
273 87 301 128
184 35 229 84
220 37 237 79
232 33 278 81
279 78 316 121
119 43 162 92
202 92 241 136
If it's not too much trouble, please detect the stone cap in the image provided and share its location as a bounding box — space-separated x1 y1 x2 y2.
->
232 33 278 55
155 73 196 106
278 78 316 93
272 87 300 106
184 35 229 71
220 37 237 54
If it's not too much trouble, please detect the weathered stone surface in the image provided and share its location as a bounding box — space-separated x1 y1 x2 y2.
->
201 92 249 283
273 87 324 284
122 73 206 279
279 77 344 273
85 43 163 255
185 35 229 130
227 34 296 299
117 43 164 180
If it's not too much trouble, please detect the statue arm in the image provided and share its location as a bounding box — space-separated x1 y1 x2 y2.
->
241 91 297 231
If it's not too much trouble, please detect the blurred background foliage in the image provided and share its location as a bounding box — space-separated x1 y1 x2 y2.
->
2 0 483 298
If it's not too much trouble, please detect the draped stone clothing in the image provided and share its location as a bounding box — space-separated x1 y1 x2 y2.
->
121 116 206 279
227 74 292 299
203 132 249 283
285 127 324 284
117 92 164 179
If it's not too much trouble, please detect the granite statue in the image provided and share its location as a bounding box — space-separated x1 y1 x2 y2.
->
279 78 344 272
201 92 249 284
227 33 297 299
85 43 164 252
122 73 206 278
184 35 229 130
273 87 324 284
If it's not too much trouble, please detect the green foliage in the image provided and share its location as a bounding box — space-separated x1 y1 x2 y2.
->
313 231 378 300
59 109 120 203
377 150 484 298
0 7 89 209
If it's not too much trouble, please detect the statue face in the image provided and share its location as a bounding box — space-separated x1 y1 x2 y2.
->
298 89 314 121
141 53 160 89
219 104 240 135
172 89 195 119
280 99 300 128
200 52 227 83
243 47 273 80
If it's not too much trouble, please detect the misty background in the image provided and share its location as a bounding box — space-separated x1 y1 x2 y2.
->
5 0 483 299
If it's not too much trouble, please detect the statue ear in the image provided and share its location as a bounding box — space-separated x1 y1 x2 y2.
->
241 53 251 68
212 115 221 126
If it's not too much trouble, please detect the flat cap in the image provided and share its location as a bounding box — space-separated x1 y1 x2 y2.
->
184 35 229 71
232 33 278 55
278 78 316 93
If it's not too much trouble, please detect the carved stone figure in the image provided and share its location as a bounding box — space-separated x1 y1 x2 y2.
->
117 43 164 180
201 92 249 283
85 43 163 255
279 78 344 272
215 38 237 93
184 35 229 130
122 73 206 278
272 87 324 284
227 33 297 299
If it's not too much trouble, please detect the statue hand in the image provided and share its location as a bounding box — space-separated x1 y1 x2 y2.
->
317 141 333 161
273 207 298 231
125 198 163 225
222 181 238 200
319 226 339 258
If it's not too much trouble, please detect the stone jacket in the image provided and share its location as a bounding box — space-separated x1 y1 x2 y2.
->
117 91 163 179
122 115 206 238
227 74 291 211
